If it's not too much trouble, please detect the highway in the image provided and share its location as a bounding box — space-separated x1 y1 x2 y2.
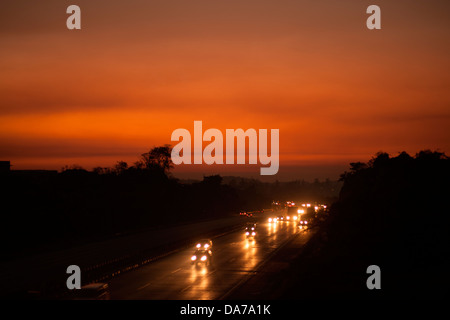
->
109 216 312 300
0 215 245 297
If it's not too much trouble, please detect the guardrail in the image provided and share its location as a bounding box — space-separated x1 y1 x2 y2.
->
51 222 246 299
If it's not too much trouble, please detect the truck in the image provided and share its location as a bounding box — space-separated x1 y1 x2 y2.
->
285 206 299 221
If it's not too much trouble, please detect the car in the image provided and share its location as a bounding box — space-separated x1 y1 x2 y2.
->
298 219 309 227
195 239 213 250
298 211 315 228
245 224 257 238
191 249 213 266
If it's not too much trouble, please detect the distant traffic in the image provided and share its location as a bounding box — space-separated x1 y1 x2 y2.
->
189 201 328 269
266 201 328 229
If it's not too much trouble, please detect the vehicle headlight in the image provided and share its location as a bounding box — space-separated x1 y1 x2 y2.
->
252 232 256 236
201 255 207 261
293 216 298 220
300 221 303 224
287 216 290 220
204 244 209 248
196 244 201 248
268 218 272 222
246 232 249 235
305 221 308 224
191 256 197 261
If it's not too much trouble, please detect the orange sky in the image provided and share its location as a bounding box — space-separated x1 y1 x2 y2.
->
1 0 450 181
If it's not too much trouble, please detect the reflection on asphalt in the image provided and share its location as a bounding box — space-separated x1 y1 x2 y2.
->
109 218 303 300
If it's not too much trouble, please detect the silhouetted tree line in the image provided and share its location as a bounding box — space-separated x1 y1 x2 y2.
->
0 145 340 261
281 150 450 299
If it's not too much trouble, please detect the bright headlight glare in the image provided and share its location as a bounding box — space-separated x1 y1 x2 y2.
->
201 255 207 261
191 256 197 261
252 232 256 236
293 216 298 220
268 218 272 222
196 244 201 248
246 232 249 235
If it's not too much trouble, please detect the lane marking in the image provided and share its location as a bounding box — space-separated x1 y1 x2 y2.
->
137 282 152 290
171 268 182 274
181 285 193 293
207 270 216 276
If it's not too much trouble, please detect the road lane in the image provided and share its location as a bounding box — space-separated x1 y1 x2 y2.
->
0 215 245 297
109 217 306 299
